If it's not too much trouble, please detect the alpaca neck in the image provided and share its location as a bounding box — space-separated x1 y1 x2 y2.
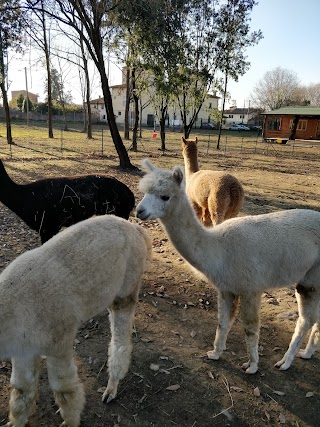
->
0 161 20 205
159 193 219 277
183 151 199 181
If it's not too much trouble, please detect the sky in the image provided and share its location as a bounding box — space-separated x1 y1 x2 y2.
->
7 0 320 108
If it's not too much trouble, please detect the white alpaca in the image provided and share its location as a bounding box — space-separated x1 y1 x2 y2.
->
0 215 152 427
136 159 320 374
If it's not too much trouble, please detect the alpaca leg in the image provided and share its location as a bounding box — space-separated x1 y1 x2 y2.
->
102 294 137 404
191 202 203 223
207 291 240 360
47 355 85 427
239 293 261 374
9 356 41 427
208 191 230 225
203 207 216 227
298 321 320 359
275 285 320 370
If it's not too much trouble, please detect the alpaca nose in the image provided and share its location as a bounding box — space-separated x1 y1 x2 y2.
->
136 206 148 220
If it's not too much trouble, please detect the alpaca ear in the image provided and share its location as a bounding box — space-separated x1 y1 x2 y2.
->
181 137 186 145
195 137 198 144
173 166 184 186
141 158 156 172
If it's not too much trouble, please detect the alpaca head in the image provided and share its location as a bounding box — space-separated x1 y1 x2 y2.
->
136 159 185 220
181 136 198 156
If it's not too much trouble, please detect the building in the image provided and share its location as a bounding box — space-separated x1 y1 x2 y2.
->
111 85 219 127
262 106 320 142
11 90 39 104
90 69 220 126
222 106 262 127
89 96 107 122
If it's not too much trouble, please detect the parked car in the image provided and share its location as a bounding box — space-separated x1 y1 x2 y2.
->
229 124 251 131
247 125 262 131
201 122 216 129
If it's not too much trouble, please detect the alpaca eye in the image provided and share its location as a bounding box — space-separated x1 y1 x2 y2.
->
160 195 170 201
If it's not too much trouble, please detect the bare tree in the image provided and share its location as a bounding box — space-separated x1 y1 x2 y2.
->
0 0 24 144
50 21 95 139
251 67 302 110
26 0 135 169
25 0 55 138
303 83 320 106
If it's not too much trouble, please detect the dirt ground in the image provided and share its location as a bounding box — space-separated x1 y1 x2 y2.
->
0 135 320 427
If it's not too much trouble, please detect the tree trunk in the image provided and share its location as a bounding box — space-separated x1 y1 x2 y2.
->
159 117 166 151
217 70 228 150
62 102 68 131
100 68 135 169
289 115 300 140
159 102 167 150
41 1 53 139
80 34 92 139
0 44 13 144
131 68 139 152
124 66 130 140
85 86 93 139
139 100 143 138
0 80 13 144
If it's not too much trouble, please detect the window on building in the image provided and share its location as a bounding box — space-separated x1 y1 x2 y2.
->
240 114 244 119
298 120 307 130
118 111 121 116
209 102 212 108
289 119 307 130
229 114 233 118
267 118 281 130
100 105 104 110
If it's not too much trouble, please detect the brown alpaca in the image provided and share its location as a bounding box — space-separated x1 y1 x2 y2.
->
182 137 244 225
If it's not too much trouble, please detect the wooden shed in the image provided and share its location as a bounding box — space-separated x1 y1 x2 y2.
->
261 106 320 143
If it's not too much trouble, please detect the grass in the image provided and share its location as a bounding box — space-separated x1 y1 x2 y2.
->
0 119 319 179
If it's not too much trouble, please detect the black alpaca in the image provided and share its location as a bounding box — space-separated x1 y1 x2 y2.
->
0 159 135 243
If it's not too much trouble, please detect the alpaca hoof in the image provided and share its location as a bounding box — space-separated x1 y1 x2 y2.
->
102 388 116 403
207 350 220 360
275 358 291 370
102 380 118 404
297 349 313 359
241 361 258 374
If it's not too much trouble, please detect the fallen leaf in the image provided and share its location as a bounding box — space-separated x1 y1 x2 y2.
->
207 371 215 380
279 413 286 424
140 337 153 343
264 411 270 421
253 387 260 397
166 384 180 391
273 390 285 396
190 330 197 338
150 363 160 371
230 386 244 392
97 387 106 394
306 392 314 398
